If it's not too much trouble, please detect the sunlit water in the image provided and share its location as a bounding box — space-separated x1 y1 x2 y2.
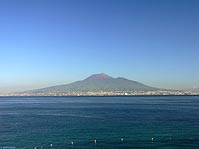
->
0 96 199 149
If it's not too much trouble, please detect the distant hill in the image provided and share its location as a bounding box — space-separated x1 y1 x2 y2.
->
25 73 159 93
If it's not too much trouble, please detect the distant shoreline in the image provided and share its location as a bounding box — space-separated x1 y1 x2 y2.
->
1 90 199 97
0 94 199 98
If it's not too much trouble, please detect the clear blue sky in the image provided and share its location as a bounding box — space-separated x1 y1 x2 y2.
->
0 0 199 93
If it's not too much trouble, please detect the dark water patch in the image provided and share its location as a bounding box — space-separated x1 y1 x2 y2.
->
1 96 199 148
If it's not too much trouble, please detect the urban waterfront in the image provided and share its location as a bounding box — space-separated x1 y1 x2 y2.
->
1 96 199 149
1 90 199 97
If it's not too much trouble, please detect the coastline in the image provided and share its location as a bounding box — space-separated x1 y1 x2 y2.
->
1 90 199 97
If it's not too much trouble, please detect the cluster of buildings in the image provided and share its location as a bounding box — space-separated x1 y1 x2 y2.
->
1 90 199 96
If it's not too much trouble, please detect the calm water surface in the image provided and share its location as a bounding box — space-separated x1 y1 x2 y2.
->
0 96 199 149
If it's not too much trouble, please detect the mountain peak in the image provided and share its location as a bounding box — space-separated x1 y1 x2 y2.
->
85 73 113 81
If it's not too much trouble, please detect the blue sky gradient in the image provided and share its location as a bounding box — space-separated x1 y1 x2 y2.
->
0 0 199 92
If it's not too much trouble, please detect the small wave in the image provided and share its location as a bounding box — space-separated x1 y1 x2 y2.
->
36 113 103 119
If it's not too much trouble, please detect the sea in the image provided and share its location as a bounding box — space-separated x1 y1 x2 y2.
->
0 96 199 149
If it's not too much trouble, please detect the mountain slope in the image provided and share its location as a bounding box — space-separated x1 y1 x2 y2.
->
26 73 159 93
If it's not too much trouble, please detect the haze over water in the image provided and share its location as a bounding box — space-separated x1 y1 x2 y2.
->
1 96 199 149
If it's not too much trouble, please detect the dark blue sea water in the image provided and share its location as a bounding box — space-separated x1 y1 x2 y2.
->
0 96 199 149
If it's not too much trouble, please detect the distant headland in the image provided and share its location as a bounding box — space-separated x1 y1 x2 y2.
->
1 73 198 96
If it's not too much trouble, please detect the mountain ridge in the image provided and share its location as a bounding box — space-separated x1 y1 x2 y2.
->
24 73 159 93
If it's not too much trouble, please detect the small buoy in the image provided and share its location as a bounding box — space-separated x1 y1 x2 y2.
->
152 138 154 141
121 138 124 142
50 144 53 147
71 141 74 145
94 139 97 145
